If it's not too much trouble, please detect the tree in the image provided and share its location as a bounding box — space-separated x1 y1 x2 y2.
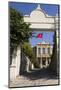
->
22 42 39 68
9 8 32 56
22 42 34 60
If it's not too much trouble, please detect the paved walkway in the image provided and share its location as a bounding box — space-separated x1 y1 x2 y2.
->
10 68 59 87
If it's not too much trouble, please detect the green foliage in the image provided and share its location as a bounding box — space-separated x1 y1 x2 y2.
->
10 8 32 55
22 42 35 62
22 42 33 59
22 42 40 67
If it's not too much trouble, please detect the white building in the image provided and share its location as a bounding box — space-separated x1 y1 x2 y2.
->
33 41 53 68
24 4 55 30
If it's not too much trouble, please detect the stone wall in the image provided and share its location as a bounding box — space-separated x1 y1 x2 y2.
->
10 45 34 81
10 45 21 81
19 52 34 74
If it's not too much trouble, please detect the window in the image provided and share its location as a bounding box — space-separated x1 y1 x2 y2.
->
42 48 45 54
38 58 40 64
48 48 50 54
38 48 41 54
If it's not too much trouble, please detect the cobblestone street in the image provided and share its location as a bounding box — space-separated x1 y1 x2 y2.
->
10 68 59 87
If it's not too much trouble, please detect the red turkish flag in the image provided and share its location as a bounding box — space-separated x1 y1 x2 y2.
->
37 33 43 38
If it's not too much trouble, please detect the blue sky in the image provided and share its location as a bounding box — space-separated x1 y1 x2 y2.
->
29 31 54 46
9 2 58 46
9 2 58 16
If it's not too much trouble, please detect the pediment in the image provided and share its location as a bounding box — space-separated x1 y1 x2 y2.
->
24 4 54 23
30 9 45 18
30 10 46 22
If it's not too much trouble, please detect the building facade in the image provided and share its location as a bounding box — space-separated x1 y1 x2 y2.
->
33 42 53 68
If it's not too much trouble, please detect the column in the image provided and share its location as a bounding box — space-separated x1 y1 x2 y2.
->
46 57 48 67
40 48 42 68
49 58 51 64
10 54 16 81
40 57 42 68
31 63 34 70
10 45 21 81
26 56 30 72
16 46 21 76
11 51 16 66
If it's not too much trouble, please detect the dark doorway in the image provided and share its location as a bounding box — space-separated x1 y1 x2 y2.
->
42 58 46 65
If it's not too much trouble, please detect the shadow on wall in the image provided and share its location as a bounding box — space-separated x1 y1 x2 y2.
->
48 31 59 76
19 52 28 75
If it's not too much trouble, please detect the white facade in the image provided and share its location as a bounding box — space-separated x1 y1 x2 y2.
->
37 45 53 57
33 41 53 68
24 4 55 30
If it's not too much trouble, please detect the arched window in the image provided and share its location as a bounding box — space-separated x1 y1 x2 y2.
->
38 47 41 54
42 48 45 54
48 47 50 54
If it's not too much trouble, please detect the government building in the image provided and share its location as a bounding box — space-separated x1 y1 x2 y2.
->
33 41 53 68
